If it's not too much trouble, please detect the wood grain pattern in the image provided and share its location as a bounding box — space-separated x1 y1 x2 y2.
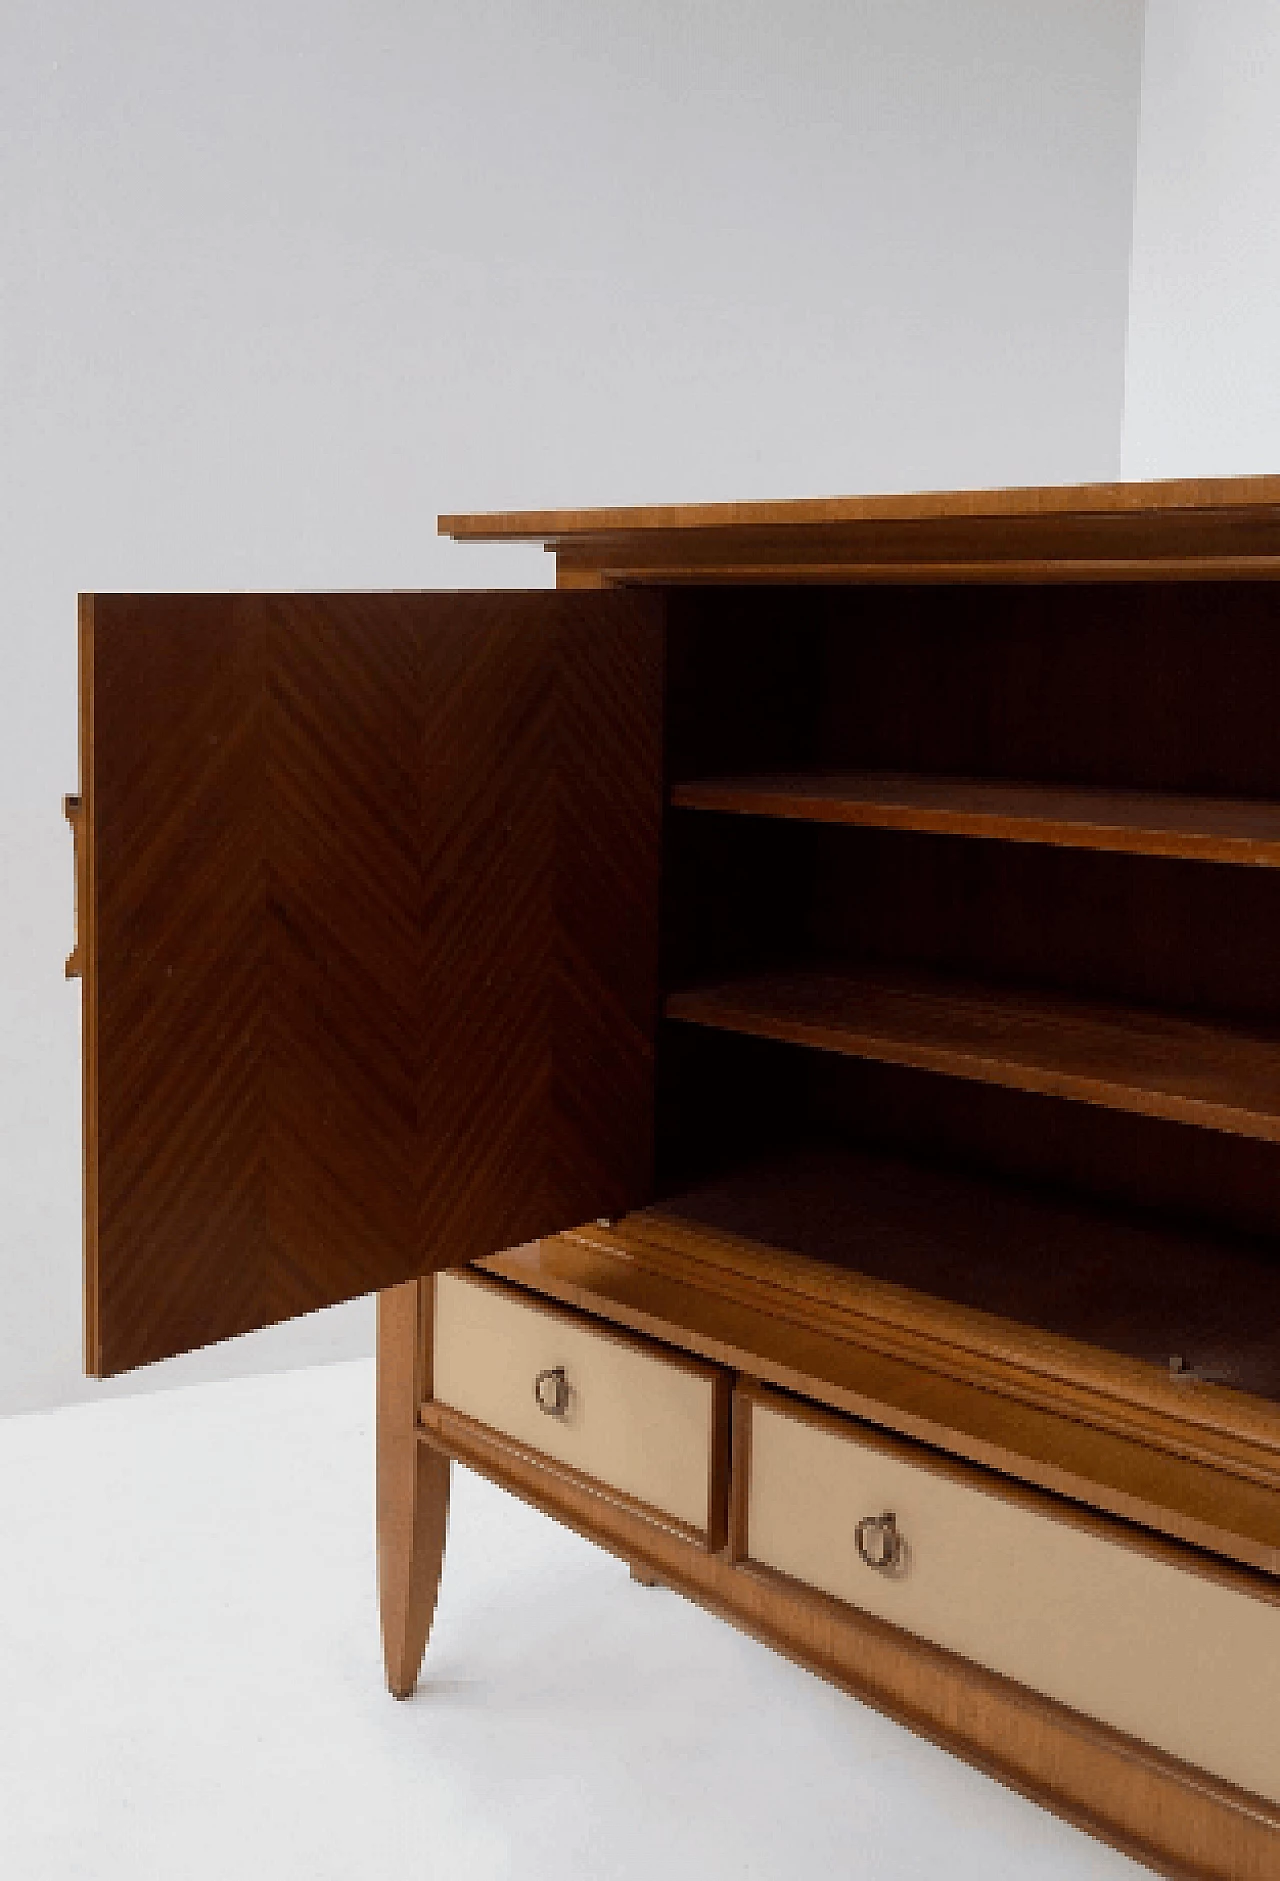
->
420 1396 1280 1881
671 772 1280 867
667 965 1280 1144
481 1226 1280 1575
377 1278 449 1698
78 591 663 1375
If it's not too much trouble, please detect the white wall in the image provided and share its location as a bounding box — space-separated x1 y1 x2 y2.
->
0 0 1146 1414
1122 0 1280 475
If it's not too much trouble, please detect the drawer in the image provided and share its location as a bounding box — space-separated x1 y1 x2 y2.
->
432 1270 729 1544
741 1385 1280 1807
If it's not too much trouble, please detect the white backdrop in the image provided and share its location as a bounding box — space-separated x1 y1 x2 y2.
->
1121 0 1280 476
0 0 1147 1414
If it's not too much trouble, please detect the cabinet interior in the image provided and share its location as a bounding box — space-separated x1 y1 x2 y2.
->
650 582 1280 1404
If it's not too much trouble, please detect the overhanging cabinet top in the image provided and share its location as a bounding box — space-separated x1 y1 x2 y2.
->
439 473 1280 585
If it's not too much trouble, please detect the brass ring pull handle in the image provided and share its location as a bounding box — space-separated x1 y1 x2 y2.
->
855 1511 905 1574
533 1365 571 1418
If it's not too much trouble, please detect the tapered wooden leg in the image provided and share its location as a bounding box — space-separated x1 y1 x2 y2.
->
377 1278 450 1699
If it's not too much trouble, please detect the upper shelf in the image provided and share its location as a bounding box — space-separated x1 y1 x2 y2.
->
667 966 1280 1145
670 773 1280 869
439 474 1280 586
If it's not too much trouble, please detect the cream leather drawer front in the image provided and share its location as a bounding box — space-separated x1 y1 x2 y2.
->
747 1394 1280 1806
433 1271 723 1537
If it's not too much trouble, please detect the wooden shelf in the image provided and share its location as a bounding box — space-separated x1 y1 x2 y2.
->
670 773 1280 868
645 1141 1280 1407
666 965 1280 1144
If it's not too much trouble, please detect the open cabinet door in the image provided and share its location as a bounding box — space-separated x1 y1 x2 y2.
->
73 591 664 1376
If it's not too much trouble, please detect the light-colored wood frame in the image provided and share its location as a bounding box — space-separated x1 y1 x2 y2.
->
376 1279 449 1699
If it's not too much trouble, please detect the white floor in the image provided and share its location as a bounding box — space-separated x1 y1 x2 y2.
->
0 1360 1144 1880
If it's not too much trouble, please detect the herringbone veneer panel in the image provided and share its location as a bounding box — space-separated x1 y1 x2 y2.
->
80 591 663 1375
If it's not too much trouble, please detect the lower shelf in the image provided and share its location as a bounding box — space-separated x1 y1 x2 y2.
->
481 1152 1280 1579
655 1141 1280 1404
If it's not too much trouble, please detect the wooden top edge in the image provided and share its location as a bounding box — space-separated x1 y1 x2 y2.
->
438 473 1280 543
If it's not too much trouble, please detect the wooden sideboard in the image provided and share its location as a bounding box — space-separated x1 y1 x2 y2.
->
70 477 1280 1879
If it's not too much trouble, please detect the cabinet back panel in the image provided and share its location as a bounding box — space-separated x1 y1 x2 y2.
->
804 1053 1280 1248
657 1013 1280 1250
660 812 817 987
813 582 1280 797
665 815 1280 1028
664 589 822 780
659 579 1280 1282
806 828 1280 1026
668 582 1280 796
655 1024 810 1193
